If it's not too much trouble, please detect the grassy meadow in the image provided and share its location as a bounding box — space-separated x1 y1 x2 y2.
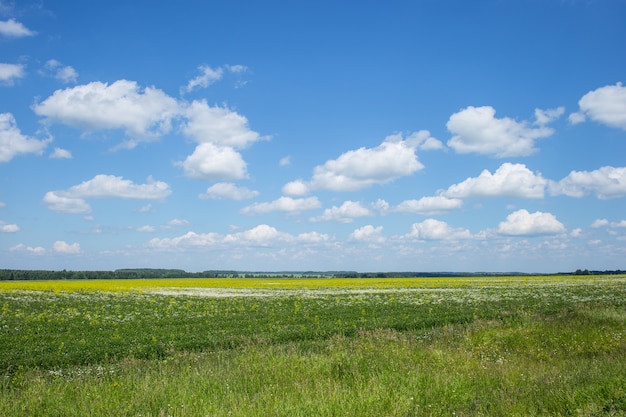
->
1 275 625 416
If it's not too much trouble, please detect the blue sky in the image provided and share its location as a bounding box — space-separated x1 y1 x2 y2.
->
1 0 626 273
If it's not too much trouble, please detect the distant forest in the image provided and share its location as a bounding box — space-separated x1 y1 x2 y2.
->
0 268 624 281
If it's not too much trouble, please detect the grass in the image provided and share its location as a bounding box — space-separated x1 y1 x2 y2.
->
1 275 626 416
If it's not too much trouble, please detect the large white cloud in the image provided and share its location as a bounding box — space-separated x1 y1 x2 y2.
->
442 163 547 199
180 99 262 148
0 113 49 162
497 209 565 236
33 80 180 146
294 132 425 193
550 166 626 199
0 19 36 37
241 196 321 215
32 78 265 181
447 106 556 157
393 196 463 214
569 83 626 130
43 174 171 214
199 183 259 200
179 143 248 180
405 219 473 240
0 63 24 85
310 200 372 223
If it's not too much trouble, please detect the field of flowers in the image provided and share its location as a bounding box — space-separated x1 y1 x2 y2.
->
1 275 626 416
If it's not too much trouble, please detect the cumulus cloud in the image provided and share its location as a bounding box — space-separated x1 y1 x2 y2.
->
0 221 19 232
32 77 265 180
447 106 556 157
405 219 473 240
591 218 609 228
282 179 309 196
0 113 49 162
10 244 45 254
43 174 171 214
177 100 264 181
0 19 36 37
349 225 385 242
550 166 626 199
393 196 463 214
569 82 626 130
33 80 180 146
442 163 547 199
0 63 24 85
497 209 565 236
310 201 372 223
148 224 330 250
42 59 78 84
53 240 81 254
180 99 262 148
199 183 259 200
241 196 321 215
179 143 248 180
49 147 72 159
293 132 425 193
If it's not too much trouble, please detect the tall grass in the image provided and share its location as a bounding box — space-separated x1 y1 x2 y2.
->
1 276 625 416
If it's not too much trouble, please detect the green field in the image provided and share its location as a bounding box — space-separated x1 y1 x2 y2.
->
1 275 626 416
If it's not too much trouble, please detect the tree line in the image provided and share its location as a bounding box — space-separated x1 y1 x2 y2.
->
0 268 624 281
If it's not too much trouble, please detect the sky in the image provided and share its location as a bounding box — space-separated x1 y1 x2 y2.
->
1 0 626 273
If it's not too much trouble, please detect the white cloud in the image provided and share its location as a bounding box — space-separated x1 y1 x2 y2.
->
53 240 81 254
137 225 155 233
0 63 24 85
183 64 248 93
0 113 49 162
33 80 180 146
43 60 78 84
611 220 626 228
591 219 609 228
534 107 565 126
405 219 473 240
148 224 328 250
569 82 626 130
10 244 45 254
442 163 547 199
181 99 262 148
49 147 72 159
199 183 259 200
184 65 224 93
163 219 191 229
224 224 293 246
279 156 291 166
43 174 171 213
301 132 424 192
0 221 19 232
447 106 555 157
42 192 91 214
350 225 385 242
497 209 565 236
550 166 626 199
241 196 321 215
0 19 36 37
311 200 372 223
282 179 309 196
394 196 463 214
179 143 248 180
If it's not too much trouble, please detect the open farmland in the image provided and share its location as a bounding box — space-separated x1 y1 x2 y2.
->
1 275 626 416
